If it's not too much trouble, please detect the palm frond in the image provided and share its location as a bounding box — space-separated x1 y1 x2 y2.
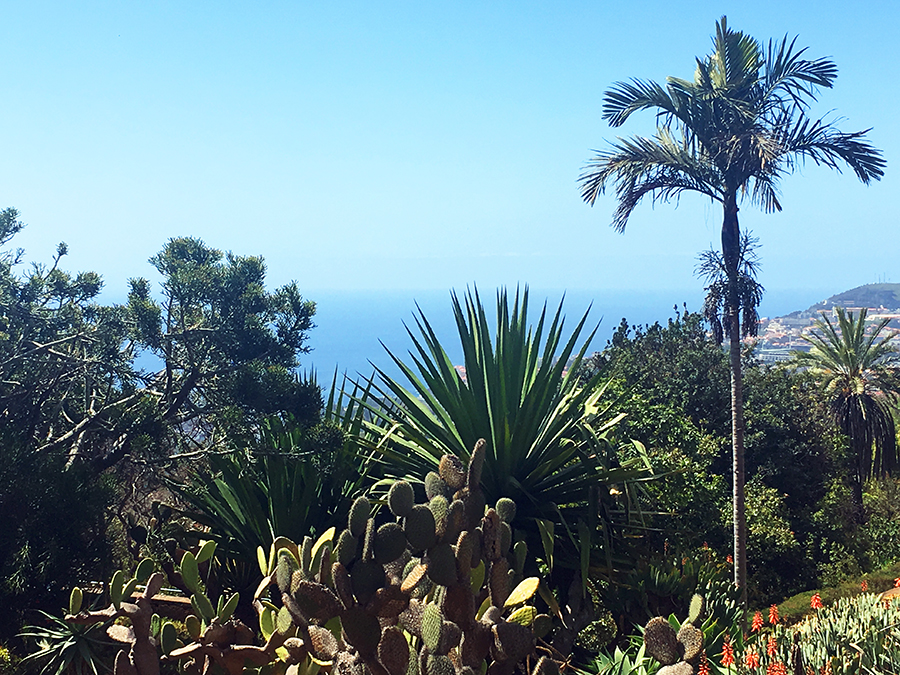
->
763 34 837 109
603 79 678 127
778 114 886 184
579 134 722 228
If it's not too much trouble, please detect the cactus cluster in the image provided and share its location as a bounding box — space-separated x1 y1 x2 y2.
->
61 440 560 675
642 594 706 675
266 438 557 675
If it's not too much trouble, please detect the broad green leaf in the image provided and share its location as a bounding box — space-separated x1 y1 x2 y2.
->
536 520 555 573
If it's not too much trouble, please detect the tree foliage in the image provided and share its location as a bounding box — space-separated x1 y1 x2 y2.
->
0 212 322 641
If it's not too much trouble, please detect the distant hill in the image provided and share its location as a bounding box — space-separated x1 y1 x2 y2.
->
784 284 900 318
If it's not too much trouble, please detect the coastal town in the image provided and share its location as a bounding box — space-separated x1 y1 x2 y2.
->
754 283 900 363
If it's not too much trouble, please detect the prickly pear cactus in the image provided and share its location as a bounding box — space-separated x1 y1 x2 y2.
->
643 594 706 675
62 439 559 675
266 438 557 675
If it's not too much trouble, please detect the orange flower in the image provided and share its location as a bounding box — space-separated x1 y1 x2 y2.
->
751 610 764 632
745 649 760 669
861 580 869 592
768 604 779 625
894 577 900 588
726 554 733 564
811 592 823 610
767 635 777 657
767 662 788 675
721 635 735 668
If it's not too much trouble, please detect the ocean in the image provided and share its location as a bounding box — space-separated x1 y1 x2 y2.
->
301 287 834 385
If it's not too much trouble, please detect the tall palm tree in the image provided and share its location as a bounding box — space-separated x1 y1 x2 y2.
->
793 307 899 509
578 16 885 606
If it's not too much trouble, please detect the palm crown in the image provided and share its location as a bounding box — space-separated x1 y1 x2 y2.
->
794 307 899 483
579 16 885 230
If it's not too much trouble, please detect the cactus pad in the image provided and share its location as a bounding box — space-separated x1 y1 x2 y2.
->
374 522 408 564
677 622 703 664
341 606 382 658
425 543 458 587
336 529 358 567
388 481 416 518
495 498 517 524
350 559 385 605
425 472 447 500
379 626 410 675
492 621 535 663
293 580 343 622
422 603 443 652
439 455 467 490
687 594 706 625
644 616 681 666
405 505 437 551
467 439 486 488
349 496 371 538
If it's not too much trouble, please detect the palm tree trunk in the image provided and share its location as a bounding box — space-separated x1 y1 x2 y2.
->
722 192 748 613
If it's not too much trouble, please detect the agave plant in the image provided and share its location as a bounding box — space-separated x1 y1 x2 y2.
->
19 609 117 675
363 287 654 580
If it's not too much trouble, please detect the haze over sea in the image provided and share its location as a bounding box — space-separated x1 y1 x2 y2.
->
303 286 834 384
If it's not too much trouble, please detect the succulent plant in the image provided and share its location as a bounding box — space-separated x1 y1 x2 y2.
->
643 596 707 675
50 441 558 675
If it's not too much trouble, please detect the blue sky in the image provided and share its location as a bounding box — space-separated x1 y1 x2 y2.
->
2 1 896 300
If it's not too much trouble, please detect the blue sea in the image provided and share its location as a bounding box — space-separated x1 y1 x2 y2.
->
301 287 833 385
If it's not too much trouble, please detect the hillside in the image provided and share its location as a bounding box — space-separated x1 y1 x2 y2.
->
784 283 900 318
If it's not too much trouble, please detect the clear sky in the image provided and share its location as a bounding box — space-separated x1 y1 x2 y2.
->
2 1 896 300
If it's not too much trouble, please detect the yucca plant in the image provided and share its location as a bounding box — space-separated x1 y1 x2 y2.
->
362 287 654 581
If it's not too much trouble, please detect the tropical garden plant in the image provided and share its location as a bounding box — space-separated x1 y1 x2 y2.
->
791 307 899 510
166 373 381 581
360 287 656 649
579 15 885 606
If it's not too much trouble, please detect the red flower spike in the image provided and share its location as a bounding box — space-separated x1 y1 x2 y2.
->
751 611 764 632
861 580 869 592
726 554 733 564
721 635 735 668
698 651 710 675
745 650 760 670
894 577 900 588
769 604 779 625
767 636 777 657
811 592 823 610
